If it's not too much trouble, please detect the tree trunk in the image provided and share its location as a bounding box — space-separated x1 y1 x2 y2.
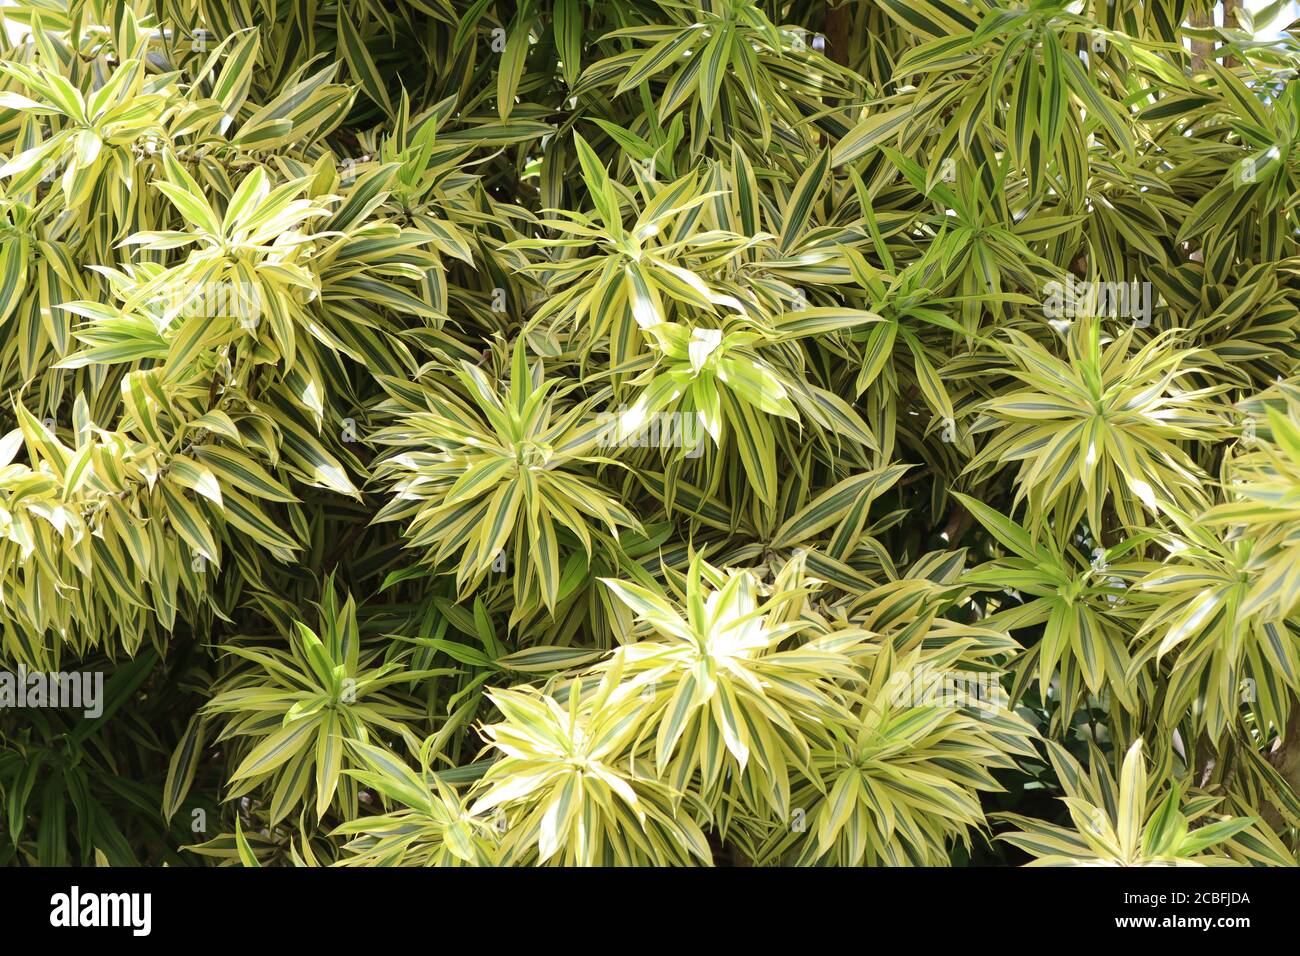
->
1189 8 1213 73
823 3 852 69
1222 0 1240 67
1263 703 1300 832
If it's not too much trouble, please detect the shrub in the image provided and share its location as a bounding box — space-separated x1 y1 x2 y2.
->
0 0 1296 868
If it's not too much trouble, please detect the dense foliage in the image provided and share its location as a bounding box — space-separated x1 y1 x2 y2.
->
0 0 1297 867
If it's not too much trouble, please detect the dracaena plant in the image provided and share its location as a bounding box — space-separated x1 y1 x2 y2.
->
967 319 1228 536
577 0 863 155
371 340 637 614
1127 506 1300 743
203 585 451 824
997 739 1281 867
332 741 497 867
613 312 879 506
759 643 1036 866
957 493 1141 730
594 554 864 829
0 0 1297 871
1202 384 1300 623
0 392 300 661
0 196 86 392
116 155 330 372
470 676 713 866
883 0 1135 201
0 51 168 214
511 136 757 358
